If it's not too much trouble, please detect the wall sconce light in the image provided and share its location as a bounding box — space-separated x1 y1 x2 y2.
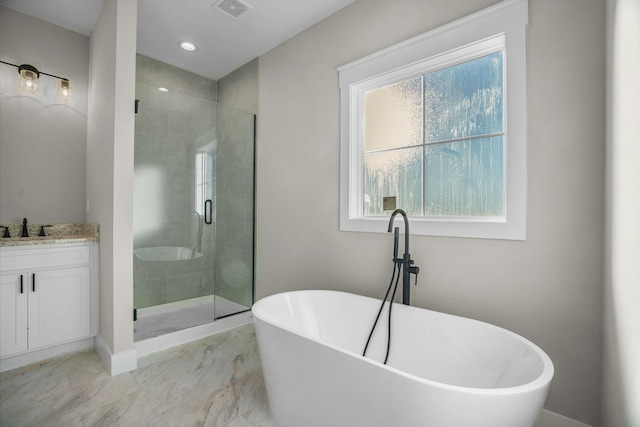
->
1 60 72 100
18 64 40 92
57 78 74 101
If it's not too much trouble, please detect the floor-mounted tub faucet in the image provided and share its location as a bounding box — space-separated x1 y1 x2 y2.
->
388 209 419 305
363 209 421 363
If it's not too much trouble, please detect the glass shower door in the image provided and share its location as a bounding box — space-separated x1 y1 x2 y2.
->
133 79 256 340
212 105 256 318
133 81 219 340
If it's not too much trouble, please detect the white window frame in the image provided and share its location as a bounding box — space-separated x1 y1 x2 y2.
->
338 0 528 240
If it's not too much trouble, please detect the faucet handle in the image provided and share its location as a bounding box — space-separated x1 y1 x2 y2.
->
408 265 419 287
0 226 10 238
38 225 53 236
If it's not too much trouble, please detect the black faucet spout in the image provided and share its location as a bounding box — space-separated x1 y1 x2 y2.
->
21 218 29 237
387 209 409 257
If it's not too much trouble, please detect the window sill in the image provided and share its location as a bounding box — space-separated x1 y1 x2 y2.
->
339 216 526 240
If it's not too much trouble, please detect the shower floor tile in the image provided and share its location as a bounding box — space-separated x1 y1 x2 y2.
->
134 296 250 341
0 324 275 427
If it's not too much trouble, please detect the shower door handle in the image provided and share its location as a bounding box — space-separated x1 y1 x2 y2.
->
204 199 213 224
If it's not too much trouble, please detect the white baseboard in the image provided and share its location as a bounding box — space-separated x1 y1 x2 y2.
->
536 409 592 427
0 337 95 373
95 334 137 376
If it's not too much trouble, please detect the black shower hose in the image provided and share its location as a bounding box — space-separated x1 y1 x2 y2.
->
362 260 402 365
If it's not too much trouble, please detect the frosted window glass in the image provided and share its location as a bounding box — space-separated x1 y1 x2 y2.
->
361 52 504 218
424 137 504 216
364 77 423 151
425 52 503 143
364 147 422 216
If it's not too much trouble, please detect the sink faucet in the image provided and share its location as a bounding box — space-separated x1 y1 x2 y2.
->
387 209 419 305
21 218 29 237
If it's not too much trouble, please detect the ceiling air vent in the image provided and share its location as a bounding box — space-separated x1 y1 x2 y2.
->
213 0 251 19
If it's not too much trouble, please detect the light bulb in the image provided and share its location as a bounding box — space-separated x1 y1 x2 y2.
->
179 41 196 51
57 79 74 101
18 64 39 93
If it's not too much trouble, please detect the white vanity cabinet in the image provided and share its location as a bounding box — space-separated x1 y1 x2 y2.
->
0 273 27 356
0 243 98 359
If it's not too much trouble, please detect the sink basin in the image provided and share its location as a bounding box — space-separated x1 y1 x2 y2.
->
133 246 202 261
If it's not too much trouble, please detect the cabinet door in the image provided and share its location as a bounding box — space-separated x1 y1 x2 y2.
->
28 267 91 350
0 274 28 357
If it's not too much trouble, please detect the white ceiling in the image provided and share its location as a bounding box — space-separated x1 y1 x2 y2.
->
0 0 355 80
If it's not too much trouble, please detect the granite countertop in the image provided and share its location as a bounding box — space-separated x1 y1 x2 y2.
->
0 223 99 247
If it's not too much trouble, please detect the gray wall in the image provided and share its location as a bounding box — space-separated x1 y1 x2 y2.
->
256 0 605 425
136 54 217 101
86 0 137 365
0 6 89 224
218 58 259 115
603 0 640 425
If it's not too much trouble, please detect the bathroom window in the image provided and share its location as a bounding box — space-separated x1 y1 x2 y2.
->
338 0 528 240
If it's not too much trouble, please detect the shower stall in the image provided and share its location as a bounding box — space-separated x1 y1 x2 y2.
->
132 56 255 341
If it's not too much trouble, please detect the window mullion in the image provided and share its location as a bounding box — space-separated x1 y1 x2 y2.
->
421 74 426 217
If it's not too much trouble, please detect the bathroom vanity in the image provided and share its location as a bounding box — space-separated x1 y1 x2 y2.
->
0 224 99 371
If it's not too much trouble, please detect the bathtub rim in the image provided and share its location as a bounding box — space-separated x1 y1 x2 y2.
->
252 289 554 396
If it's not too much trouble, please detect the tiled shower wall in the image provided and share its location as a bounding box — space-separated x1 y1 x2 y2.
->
133 54 218 309
214 105 255 308
216 59 259 309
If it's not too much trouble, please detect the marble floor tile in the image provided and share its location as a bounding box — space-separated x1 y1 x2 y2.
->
0 324 276 427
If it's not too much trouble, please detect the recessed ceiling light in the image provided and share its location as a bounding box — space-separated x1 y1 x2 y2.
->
158 87 169 92
179 41 196 51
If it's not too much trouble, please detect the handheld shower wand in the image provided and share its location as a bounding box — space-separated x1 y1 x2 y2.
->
393 227 399 265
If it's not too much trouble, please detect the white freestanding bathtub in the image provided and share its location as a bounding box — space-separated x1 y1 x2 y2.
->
252 290 553 427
